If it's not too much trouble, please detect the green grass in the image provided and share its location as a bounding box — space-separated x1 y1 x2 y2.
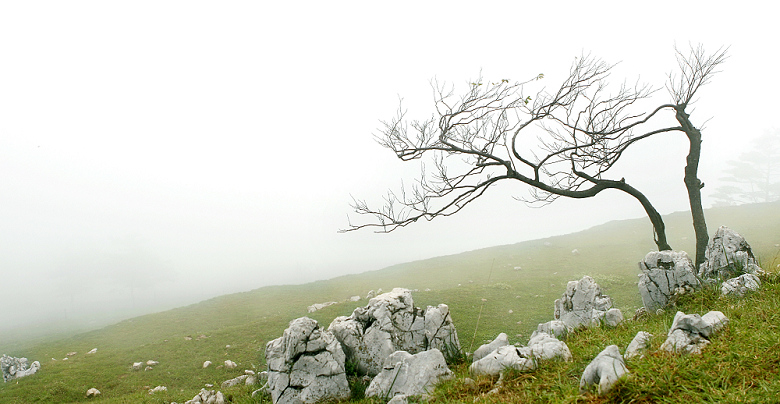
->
1 201 779 403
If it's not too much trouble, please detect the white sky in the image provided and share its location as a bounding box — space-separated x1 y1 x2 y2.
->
1 1 778 331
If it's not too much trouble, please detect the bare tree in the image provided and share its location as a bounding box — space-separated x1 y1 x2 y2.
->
345 46 727 268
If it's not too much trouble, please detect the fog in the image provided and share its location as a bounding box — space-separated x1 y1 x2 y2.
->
1 1 777 336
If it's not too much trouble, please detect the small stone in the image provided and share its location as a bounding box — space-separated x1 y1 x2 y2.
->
86 388 101 398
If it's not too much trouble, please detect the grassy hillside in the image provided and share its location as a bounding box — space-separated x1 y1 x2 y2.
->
1 202 778 403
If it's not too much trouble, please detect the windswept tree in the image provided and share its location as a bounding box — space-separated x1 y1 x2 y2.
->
345 46 726 268
711 130 780 206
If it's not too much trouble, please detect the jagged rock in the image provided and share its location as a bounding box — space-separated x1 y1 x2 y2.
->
266 317 350 404
224 360 237 369
146 360 159 366
183 388 225 404
349 295 361 302
144 366 153 371
604 308 624 327
132 362 143 371
624 331 653 359
469 345 535 376
1 355 41 382
637 250 700 311
148 385 167 394
203 360 212 368
328 288 460 376
721 273 761 297
579 345 628 394
660 311 728 354
86 348 97 354
535 320 568 340
365 349 452 400
307 301 338 313
472 333 509 362
553 276 621 330
222 374 249 389
699 226 764 281
86 387 101 398
527 331 572 361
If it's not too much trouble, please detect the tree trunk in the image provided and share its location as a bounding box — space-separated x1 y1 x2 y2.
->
675 107 709 269
615 181 673 251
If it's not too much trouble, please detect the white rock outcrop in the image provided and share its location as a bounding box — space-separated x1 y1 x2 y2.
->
554 276 622 330
535 320 568 340
472 333 509 362
132 362 143 371
579 345 628 394
328 288 460 376
266 317 350 404
182 388 225 404
637 250 700 311
148 385 167 394
469 345 536 376
224 360 237 369
203 360 212 368
527 331 572 361
307 301 338 313
699 226 763 281
721 273 761 297
1 355 41 382
86 387 101 398
365 349 452 400
222 374 249 389
659 311 729 355
624 331 653 359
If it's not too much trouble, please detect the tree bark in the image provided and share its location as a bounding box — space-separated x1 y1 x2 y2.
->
675 107 709 269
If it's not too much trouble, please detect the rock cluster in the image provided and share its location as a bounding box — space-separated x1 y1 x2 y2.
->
554 276 623 330
660 311 729 355
265 317 350 404
176 388 226 404
721 273 761 297
328 288 460 376
637 250 700 311
469 329 571 377
1 355 40 382
364 349 452 401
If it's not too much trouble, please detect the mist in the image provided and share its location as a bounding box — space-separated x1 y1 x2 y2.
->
1 1 777 339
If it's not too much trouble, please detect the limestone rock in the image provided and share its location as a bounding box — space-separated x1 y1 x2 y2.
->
222 374 249 389
146 360 159 366
1 355 40 382
224 360 237 369
660 311 728 354
203 360 212 368
472 333 509 362
579 345 628 394
266 317 350 404
148 385 167 394
553 276 620 330
183 389 225 404
535 320 568 340
721 273 761 297
624 331 652 359
307 301 338 313
86 348 97 354
699 226 763 281
527 331 572 361
132 362 142 371
86 387 101 398
637 250 700 311
365 349 452 400
469 345 535 376
349 295 361 302
328 288 460 376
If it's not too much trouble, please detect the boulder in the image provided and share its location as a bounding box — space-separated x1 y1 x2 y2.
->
224 360 237 369
535 320 568 340
699 226 763 281
527 331 572 361
624 331 652 359
365 349 452 400
86 388 101 398
579 345 628 394
148 385 167 394
553 276 621 330
265 317 350 404
472 333 509 362
721 273 761 297
132 362 143 371
469 345 535 376
659 311 728 355
328 288 460 376
1 355 41 382
637 250 700 311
